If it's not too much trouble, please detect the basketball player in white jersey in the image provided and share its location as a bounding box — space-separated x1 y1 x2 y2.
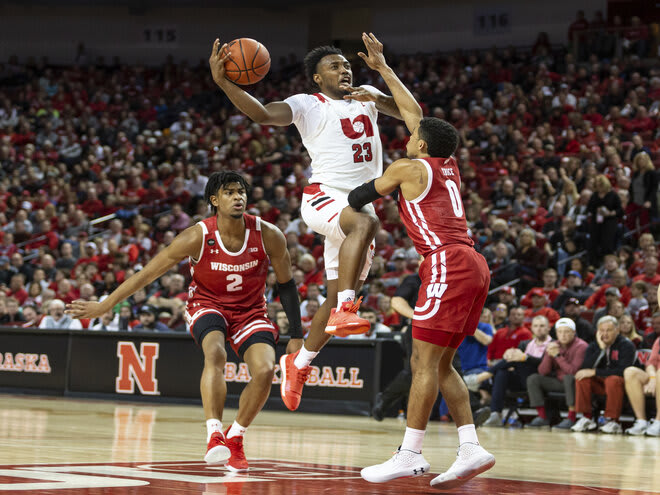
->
210 33 412 411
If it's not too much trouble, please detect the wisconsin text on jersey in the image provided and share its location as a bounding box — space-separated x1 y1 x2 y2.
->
210 260 259 272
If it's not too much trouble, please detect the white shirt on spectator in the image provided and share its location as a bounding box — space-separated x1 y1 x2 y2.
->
186 174 208 197
39 315 82 330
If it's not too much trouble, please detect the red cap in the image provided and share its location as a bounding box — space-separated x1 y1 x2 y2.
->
500 286 516 296
530 287 546 298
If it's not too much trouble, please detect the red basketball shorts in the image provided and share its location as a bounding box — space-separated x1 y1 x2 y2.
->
185 304 278 355
412 244 490 349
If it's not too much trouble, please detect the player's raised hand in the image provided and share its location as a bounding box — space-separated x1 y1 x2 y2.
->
66 300 107 320
209 38 231 86
357 32 387 72
343 85 379 102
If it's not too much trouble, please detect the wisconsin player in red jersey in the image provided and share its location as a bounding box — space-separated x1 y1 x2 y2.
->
67 171 304 473
347 44 495 490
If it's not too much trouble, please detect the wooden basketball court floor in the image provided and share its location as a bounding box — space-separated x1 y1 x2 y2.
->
1 394 658 494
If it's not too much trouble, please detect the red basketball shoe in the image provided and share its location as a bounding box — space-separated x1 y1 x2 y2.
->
224 428 249 472
279 350 311 411
325 296 370 337
204 431 230 465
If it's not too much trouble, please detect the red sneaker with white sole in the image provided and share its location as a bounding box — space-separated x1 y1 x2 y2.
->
204 431 230 465
279 351 311 411
224 427 249 472
325 296 370 337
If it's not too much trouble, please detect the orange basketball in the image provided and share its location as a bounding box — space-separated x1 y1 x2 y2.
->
222 38 271 85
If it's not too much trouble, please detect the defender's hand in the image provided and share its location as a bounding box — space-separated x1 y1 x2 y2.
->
357 32 387 72
66 300 108 320
343 85 380 102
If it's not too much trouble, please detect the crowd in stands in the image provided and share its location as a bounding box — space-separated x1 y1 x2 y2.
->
0 11 659 432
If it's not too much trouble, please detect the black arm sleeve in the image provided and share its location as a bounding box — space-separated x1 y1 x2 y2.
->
348 180 383 211
277 278 303 339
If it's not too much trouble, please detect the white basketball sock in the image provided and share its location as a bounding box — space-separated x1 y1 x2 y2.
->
457 424 479 446
336 290 355 310
294 344 318 369
206 419 222 443
401 427 426 452
227 421 247 439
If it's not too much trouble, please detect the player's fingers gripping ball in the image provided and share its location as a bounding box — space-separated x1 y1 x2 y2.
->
222 38 271 85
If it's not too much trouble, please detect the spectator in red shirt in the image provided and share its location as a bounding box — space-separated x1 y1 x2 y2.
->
487 307 533 362
256 199 280 224
521 268 560 307
585 269 632 309
55 278 79 304
299 254 324 287
74 242 101 271
524 287 561 326
300 299 320 337
168 177 192 207
633 256 660 286
80 188 104 217
388 124 409 151
374 229 395 261
378 295 400 329
5 273 28 305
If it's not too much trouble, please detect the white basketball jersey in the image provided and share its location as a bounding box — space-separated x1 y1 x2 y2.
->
285 86 383 191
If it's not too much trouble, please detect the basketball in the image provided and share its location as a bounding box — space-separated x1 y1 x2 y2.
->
222 38 271 85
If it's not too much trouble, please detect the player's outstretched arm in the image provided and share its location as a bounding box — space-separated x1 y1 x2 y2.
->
261 222 304 354
66 225 202 320
355 32 422 133
348 159 424 211
209 39 293 126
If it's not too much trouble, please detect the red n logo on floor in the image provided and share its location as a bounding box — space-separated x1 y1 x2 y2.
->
116 342 160 395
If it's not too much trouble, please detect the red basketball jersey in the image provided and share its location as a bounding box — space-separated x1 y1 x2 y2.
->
187 214 269 312
398 157 473 258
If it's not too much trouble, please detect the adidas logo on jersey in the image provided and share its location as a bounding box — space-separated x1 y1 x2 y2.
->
441 168 455 176
249 247 259 253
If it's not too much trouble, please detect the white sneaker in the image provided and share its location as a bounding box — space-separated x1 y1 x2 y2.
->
646 419 660 437
571 416 598 432
361 447 430 483
600 420 622 434
430 442 495 489
625 419 648 436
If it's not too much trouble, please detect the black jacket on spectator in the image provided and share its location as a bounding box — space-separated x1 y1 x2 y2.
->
488 338 544 379
393 273 420 371
586 190 623 262
580 335 635 377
